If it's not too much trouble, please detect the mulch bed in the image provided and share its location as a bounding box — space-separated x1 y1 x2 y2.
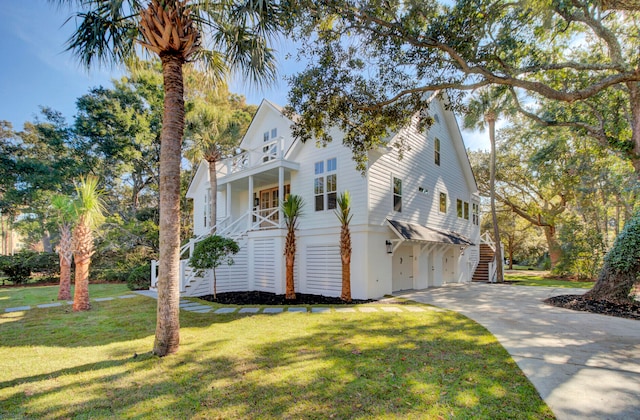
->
200 291 374 305
545 295 640 321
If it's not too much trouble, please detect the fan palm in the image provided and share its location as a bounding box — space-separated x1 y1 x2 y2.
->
335 191 352 302
71 176 106 312
51 195 76 301
463 86 513 283
185 91 252 232
281 194 304 300
52 0 280 355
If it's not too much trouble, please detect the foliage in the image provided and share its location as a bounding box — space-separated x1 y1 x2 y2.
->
190 235 240 276
0 295 553 419
554 217 606 280
604 212 640 276
284 0 640 174
0 251 59 284
126 263 152 291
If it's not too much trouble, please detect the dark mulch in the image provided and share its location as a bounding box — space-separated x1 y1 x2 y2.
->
200 291 374 305
545 295 640 321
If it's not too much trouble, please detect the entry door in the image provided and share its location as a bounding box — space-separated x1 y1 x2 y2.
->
259 187 279 227
442 248 456 283
392 246 414 291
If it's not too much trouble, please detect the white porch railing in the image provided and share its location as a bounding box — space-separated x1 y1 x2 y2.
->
480 232 498 283
217 136 286 177
150 207 284 290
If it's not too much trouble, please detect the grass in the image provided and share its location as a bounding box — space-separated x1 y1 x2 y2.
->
505 272 594 289
0 283 131 311
0 286 554 419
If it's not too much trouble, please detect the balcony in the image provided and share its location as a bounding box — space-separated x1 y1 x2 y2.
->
217 137 285 178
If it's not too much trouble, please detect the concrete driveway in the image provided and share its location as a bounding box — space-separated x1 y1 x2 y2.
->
397 283 640 420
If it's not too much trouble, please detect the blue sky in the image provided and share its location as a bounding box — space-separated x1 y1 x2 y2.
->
0 1 487 149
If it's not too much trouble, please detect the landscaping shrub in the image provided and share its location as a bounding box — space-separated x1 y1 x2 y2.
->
0 251 59 284
127 263 151 290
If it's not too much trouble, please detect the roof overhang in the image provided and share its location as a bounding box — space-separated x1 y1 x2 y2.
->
387 219 475 247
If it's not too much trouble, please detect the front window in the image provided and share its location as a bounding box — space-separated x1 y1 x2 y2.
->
393 177 402 212
439 192 447 213
472 203 479 225
314 158 337 211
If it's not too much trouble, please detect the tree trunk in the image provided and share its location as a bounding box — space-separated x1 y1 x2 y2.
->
72 218 93 312
543 225 562 268
341 225 352 302
489 119 504 282
584 261 636 303
72 256 90 311
153 55 184 357
285 230 296 299
42 229 53 253
207 157 218 233
58 256 72 301
213 267 217 300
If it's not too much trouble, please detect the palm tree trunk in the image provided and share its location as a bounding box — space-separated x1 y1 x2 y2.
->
73 256 90 311
58 256 72 301
489 119 504 282
341 225 352 302
285 232 296 299
153 54 184 357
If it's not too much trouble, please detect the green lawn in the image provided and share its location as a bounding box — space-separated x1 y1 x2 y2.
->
0 283 131 311
0 288 554 419
505 272 594 289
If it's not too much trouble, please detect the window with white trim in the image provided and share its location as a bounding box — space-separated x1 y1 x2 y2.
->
472 203 479 225
457 199 470 220
314 158 337 211
393 177 402 212
464 202 470 220
434 138 441 166
439 192 447 213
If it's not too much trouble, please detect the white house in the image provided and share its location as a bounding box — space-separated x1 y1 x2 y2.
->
151 96 483 299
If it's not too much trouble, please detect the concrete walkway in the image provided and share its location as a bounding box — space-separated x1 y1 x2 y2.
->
397 283 640 420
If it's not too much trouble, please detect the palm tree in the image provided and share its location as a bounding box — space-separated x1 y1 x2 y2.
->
184 90 253 232
335 191 352 302
52 0 279 356
463 87 512 283
281 194 304 300
51 195 75 301
71 176 106 311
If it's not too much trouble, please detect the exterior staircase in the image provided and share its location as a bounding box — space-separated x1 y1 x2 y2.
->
472 243 495 282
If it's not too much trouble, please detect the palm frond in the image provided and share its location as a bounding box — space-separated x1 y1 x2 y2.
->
335 191 353 226
73 175 107 229
281 194 304 230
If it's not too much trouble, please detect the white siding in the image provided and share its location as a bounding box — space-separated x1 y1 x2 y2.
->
368 100 477 240
253 238 277 292
214 245 249 293
305 244 341 295
288 128 369 230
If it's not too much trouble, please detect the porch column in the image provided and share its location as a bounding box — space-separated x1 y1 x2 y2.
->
278 167 284 227
248 175 254 230
226 183 232 222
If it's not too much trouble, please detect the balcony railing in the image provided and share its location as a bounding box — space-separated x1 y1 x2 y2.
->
217 136 285 177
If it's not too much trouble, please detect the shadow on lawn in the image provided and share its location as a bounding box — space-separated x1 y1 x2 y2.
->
0 300 553 419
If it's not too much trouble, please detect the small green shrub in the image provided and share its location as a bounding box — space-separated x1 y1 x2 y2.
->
127 264 151 290
0 251 59 284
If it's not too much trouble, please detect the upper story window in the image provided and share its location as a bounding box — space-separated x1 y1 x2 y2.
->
263 128 278 162
472 203 479 225
393 177 402 212
457 199 470 220
314 158 337 211
434 138 441 166
439 192 447 213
